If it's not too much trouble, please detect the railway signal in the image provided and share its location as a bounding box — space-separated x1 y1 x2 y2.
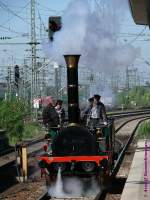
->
14 65 20 88
48 16 61 41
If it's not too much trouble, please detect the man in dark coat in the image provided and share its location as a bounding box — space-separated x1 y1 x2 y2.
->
42 97 59 139
82 97 94 125
89 94 107 127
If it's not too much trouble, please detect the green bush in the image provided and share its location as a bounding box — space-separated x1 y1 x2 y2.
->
0 99 30 145
22 122 42 139
137 121 150 139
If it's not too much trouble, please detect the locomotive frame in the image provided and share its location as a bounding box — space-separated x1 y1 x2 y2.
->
38 55 116 185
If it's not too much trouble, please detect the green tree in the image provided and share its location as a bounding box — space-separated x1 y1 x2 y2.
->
0 99 30 144
116 86 150 108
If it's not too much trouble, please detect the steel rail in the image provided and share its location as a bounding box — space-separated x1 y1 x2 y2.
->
115 114 150 133
109 110 150 119
37 192 50 200
107 108 150 116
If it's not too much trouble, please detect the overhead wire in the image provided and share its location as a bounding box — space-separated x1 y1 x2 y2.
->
0 1 30 25
0 1 30 27
36 2 63 13
0 0 63 38
127 26 147 44
0 0 40 31
37 8 47 31
0 1 49 42
0 24 26 36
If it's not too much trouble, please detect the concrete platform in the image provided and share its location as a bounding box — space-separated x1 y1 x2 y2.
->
121 140 150 200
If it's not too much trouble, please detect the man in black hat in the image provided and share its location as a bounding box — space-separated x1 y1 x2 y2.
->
42 97 59 139
89 94 107 127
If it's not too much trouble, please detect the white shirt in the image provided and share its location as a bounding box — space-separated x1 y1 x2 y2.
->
91 106 98 118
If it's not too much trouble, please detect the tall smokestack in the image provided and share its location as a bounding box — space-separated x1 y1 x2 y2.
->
64 55 80 125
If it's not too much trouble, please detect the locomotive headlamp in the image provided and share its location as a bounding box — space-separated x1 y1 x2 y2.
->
96 128 103 138
53 163 66 172
81 162 95 172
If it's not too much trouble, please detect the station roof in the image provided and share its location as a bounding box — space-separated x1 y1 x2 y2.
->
129 0 150 25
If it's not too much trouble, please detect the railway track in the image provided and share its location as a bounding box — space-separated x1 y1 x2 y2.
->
0 136 46 168
107 108 150 118
38 195 97 200
0 135 45 156
37 192 49 200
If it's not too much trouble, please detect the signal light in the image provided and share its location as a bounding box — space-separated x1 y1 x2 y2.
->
48 16 61 41
81 162 95 172
14 65 20 88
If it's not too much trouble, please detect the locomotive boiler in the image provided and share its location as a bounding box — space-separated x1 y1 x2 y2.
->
38 55 115 183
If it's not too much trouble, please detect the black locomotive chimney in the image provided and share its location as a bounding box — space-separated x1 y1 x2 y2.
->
64 55 80 125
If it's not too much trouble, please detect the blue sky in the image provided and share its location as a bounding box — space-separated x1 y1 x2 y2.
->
0 0 71 80
0 0 150 82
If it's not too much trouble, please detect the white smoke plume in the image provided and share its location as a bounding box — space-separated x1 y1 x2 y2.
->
85 176 100 196
48 168 66 198
101 86 115 107
48 168 100 198
63 177 83 197
43 0 140 73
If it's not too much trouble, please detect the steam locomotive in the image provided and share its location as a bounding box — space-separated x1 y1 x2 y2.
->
38 55 116 184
